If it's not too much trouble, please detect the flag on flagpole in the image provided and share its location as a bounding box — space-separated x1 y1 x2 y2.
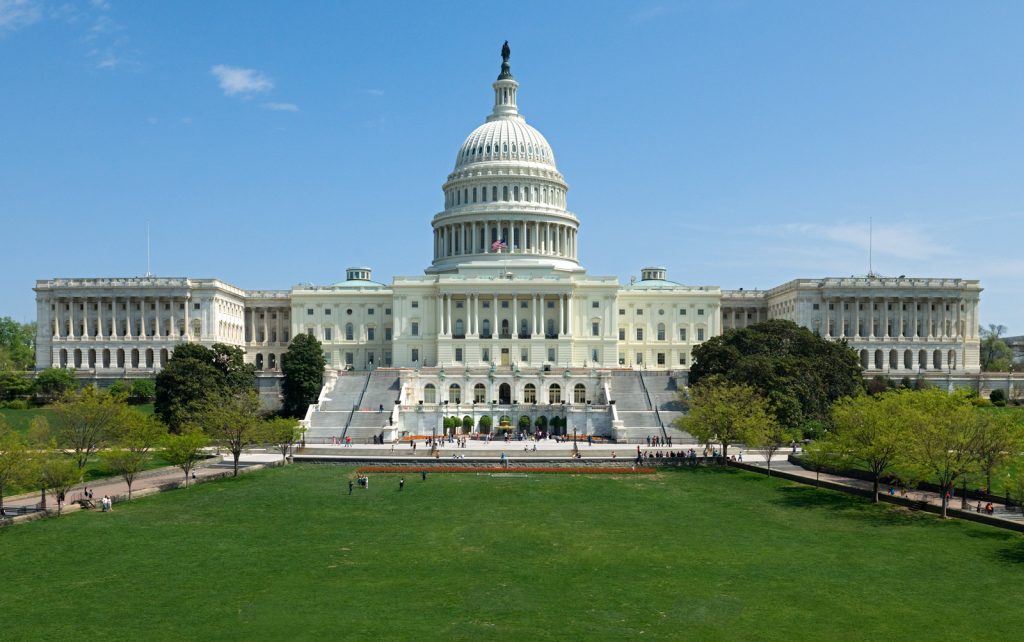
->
491 238 508 252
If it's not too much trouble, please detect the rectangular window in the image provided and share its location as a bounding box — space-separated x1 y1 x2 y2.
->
547 348 555 362
636 309 643 316
547 301 554 309
619 357 625 365
455 348 463 362
592 322 599 336
325 352 332 364
385 327 392 341
829 303 835 310
501 301 509 308
325 308 331 315
345 352 354 366
679 354 686 365
812 303 820 310
636 353 643 364
592 301 599 308
619 328 625 340
367 328 375 341
619 309 625 315
307 328 314 336
698 309 704 316
657 353 665 365
411 348 419 362
636 328 643 341
324 328 332 341
680 308 687 315
697 328 705 341
367 351 374 365
194 303 200 310
385 308 392 315
679 328 687 341
384 351 392 366
411 322 419 336
411 301 419 308
483 301 490 309
307 309 314 315
456 301 464 309
482 348 490 362
368 308 374 315
591 348 599 362
521 348 528 362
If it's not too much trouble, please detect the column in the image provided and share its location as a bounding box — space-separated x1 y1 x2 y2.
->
263 308 269 345
558 295 564 336
493 294 498 336
445 294 452 337
567 294 573 336
512 294 518 338
183 296 190 339
437 295 444 337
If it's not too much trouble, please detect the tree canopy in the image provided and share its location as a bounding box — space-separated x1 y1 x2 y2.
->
280 333 326 418
0 317 34 372
689 319 864 436
979 324 1014 372
677 379 777 464
155 343 256 432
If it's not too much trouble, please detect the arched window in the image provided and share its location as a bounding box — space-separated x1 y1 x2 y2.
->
474 383 486 403
455 319 464 336
501 319 510 337
256 353 264 370
423 384 436 404
503 186 509 201
482 318 491 337
345 323 354 341
449 384 461 404
574 383 586 403
514 186 520 201
657 323 666 341
548 383 561 404
524 383 536 403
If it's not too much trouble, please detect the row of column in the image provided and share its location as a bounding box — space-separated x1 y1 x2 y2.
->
433 220 576 260
246 306 289 345
52 295 191 341
823 297 976 340
436 293 575 338
444 183 565 209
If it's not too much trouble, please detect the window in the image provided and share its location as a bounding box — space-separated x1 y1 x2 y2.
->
698 309 704 316
367 351 374 365
547 301 554 309
619 309 625 315
547 348 555 362
307 308 313 315
680 308 687 315
520 301 528 309
592 301 599 308
385 308 391 315
636 353 643 365
619 328 625 340
523 384 536 403
501 301 509 309
697 328 705 341
812 303 820 310
411 301 419 308
324 328 332 341
679 354 687 365
423 383 435 403
482 301 491 309
346 309 353 315
455 348 463 362
449 384 461 403
657 353 665 365
411 322 419 336
592 322 600 336
574 383 586 403
657 323 665 341
194 303 200 310
482 348 490 362
385 328 392 341
325 308 332 315
307 328 314 336
367 328 375 341
548 384 561 403
456 301 464 309
345 323 354 341
592 348 599 362
411 348 420 362
679 328 687 341
521 348 528 362
636 328 643 341
636 309 643 316
368 308 374 315
345 352 354 366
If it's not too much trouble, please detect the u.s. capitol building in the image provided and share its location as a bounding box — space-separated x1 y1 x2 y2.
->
32 47 983 440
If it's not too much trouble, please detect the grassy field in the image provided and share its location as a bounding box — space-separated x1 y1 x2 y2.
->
1 465 1023 640
0 403 154 434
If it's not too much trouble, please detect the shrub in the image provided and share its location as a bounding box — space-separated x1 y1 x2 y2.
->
989 389 1007 407
4 399 29 410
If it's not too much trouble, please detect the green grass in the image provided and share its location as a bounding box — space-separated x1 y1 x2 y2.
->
0 403 154 434
2 465 1023 640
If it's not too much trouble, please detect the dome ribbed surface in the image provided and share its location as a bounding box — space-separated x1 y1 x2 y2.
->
454 119 556 170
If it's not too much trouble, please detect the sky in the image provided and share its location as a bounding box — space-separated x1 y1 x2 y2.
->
1 0 1022 334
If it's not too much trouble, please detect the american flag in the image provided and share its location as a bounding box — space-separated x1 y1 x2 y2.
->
491 238 508 252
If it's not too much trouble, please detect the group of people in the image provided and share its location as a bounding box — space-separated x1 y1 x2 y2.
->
635 447 702 465
100 495 114 512
645 435 672 447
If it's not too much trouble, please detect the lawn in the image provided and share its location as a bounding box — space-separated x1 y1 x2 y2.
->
0 403 154 434
1 465 1023 640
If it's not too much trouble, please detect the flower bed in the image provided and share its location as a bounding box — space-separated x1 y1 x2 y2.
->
355 466 656 475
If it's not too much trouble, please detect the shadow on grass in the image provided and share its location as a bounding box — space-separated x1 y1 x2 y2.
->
996 540 1024 564
773 484 939 528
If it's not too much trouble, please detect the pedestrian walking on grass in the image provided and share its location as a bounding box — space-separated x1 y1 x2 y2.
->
421 470 427 481
348 480 354 495
399 477 405 491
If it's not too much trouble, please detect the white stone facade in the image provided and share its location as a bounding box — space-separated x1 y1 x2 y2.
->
33 51 984 385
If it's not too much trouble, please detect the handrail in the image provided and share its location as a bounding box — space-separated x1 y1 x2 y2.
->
637 372 668 441
341 372 372 441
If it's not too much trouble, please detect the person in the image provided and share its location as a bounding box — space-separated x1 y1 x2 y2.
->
349 479 354 495
611 451 616 459
976 501 982 513
399 477 405 491
421 470 427 481
379 403 384 413
364 475 369 490
986 503 994 515
500 451 507 469
388 416 393 426
587 435 593 446
192 469 197 481
888 486 895 496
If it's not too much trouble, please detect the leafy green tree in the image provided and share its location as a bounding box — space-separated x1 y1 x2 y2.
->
828 391 911 502
760 421 793 477
130 379 156 403
0 371 33 401
518 415 531 430
102 449 146 500
462 415 473 432
107 380 132 400
103 410 166 497
0 317 35 371
903 389 984 518
34 368 76 403
0 420 32 515
155 343 256 432
479 415 492 432
52 388 127 470
203 391 262 477
689 320 864 437
973 411 1020 493
980 324 1013 372
162 430 209 487
534 415 548 430
40 455 81 516
280 333 326 418
260 417 305 462
26 415 52 447
677 379 775 465
988 389 1007 407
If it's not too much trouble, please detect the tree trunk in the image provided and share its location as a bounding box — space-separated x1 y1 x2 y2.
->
872 476 879 503
127 481 133 501
721 442 728 466
184 470 190 488
233 451 240 477
961 478 969 510
941 488 949 518
815 470 820 487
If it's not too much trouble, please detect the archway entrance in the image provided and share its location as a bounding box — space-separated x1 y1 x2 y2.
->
499 382 511 404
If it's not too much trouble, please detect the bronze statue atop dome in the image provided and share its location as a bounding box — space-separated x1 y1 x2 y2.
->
501 41 510 63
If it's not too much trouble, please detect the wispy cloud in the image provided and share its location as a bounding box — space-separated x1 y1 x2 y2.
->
211 64 273 97
263 102 299 112
364 88 385 96
90 0 111 10
629 4 681 25
0 0 42 33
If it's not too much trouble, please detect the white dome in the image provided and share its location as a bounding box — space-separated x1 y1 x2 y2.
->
455 118 557 170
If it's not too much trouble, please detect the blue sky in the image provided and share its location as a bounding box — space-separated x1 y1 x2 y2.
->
2 1 1022 334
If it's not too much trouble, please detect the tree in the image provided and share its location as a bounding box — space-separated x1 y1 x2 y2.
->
677 379 774 465
760 421 793 477
801 440 838 487
26 415 52 447
0 371 33 401
689 320 864 437
280 334 326 418
0 421 31 515
828 391 911 502
103 410 165 499
34 368 76 403
102 449 147 500
518 415 531 430
903 389 983 518
260 417 305 462
130 379 156 403
462 415 473 433
479 415 492 433
980 324 1013 372
203 391 261 477
40 455 81 516
162 430 209 487
52 388 127 470
0 317 35 371
973 411 1020 494
155 343 256 432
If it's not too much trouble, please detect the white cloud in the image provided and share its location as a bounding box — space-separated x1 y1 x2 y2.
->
364 88 385 96
146 116 159 125
210 64 273 97
0 0 42 33
263 102 299 112
90 0 111 10
629 4 680 25
180 117 192 125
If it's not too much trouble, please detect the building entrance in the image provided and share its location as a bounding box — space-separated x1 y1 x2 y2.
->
498 382 511 404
